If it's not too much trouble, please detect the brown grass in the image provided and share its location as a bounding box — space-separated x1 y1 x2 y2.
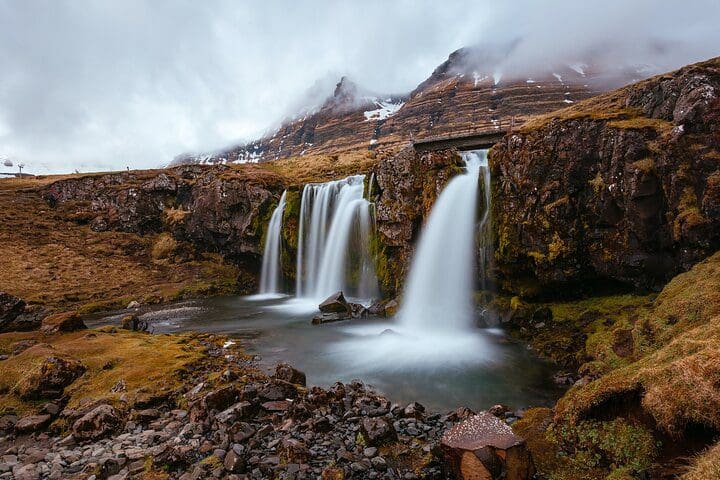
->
0 328 209 416
259 150 379 185
681 442 720 480
0 179 240 313
556 252 720 435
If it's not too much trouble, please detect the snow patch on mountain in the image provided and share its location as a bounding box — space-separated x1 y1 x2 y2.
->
364 99 405 121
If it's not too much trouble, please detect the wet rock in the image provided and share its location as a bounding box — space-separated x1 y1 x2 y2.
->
274 362 306 386
383 299 399 317
72 404 122 441
441 412 535 480
531 307 552 323
403 402 426 419
312 311 351 324
16 356 86 400
258 380 297 400
360 417 397 446
488 404 511 418
15 414 52 433
120 314 148 332
319 291 351 314
348 303 368 319
41 311 87 334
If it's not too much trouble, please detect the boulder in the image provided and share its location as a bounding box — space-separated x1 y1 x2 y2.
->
224 447 246 473
16 356 86 400
360 417 397 446
319 291 350 313
120 314 149 332
41 311 86 334
349 302 368 319
201 386 239 412
274 362 306 386
312 311 351 325
14 414 52 434
441 412 535 480
215 401 255 424
0 293 42 332
279 438 310 464
71 404 122 441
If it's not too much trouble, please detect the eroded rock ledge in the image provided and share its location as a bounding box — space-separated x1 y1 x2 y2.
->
490 57 720 295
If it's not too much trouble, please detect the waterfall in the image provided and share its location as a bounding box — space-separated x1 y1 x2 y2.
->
296 175 378 300
399 149 490 330
258 190 287 294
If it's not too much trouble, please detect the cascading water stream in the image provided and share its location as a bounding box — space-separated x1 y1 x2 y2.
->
258 190 288 295
326 149 495 369
295 175 378 301
398 149 490 331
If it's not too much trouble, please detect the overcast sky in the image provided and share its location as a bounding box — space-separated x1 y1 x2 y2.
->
1 1 719 174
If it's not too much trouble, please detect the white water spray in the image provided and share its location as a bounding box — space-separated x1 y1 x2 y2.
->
295 175 378 301
258 190 287 294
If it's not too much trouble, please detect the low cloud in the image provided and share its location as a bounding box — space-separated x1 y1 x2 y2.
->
0 0 718 174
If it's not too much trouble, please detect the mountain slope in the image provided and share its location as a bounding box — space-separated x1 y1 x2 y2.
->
173 47 659 165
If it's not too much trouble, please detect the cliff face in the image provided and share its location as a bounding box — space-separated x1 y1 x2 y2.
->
490 57 720 295
176 48 650 166
370 147 464 296
46 165 287 278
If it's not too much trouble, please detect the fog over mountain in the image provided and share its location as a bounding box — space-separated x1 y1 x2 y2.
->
1 0 719 174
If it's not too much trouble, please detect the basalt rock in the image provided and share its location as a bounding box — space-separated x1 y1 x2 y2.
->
490 57 720 295
441 412 535 480
43 165 286 293
0 293 42 333
372 147 466 296
319 291 350 313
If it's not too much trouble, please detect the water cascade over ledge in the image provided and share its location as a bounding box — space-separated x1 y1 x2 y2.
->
400 148 491 330
258 190 288 295
295 175 378 301
326 149 496 371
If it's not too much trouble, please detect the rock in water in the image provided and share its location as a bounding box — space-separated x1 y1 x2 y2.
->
311 311 351 325
441 412 535 480
319 291 350 313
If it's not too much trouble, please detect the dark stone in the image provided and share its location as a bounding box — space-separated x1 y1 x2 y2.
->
202 386 239 412
216 402 255 424
319 292 350 313
0 293 41 333
532 307 553 323
274 363 306 386
360 417 397 446
312 311 351 325
120 314 149 332
71 404 121 441
224 448 246 473
15 414 52 434
258 380 297 401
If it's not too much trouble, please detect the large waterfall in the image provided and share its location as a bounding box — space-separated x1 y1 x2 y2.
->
296 175 378 301
258 190 287 295
399 149 490 330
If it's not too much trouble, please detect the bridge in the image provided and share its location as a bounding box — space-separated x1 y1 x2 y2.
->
411 117 519 153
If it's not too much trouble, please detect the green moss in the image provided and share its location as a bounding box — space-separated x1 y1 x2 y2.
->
548 418 658 475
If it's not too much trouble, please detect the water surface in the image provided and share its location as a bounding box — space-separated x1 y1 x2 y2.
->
87 295 565 412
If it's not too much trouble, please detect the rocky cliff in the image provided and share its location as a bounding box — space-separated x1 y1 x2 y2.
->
490 57 720 295
44 164 287 289
175 47 651 166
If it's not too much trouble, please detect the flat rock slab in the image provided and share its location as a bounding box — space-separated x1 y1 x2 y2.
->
441 412 535 480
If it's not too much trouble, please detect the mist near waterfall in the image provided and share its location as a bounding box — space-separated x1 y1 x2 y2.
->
1 0 718 174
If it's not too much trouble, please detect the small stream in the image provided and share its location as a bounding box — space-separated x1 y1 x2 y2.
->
86 295 565 413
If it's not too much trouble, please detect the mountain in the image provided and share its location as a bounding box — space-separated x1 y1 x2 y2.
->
172 47 659 166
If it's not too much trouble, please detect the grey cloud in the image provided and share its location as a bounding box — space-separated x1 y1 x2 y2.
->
0 0 718 174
